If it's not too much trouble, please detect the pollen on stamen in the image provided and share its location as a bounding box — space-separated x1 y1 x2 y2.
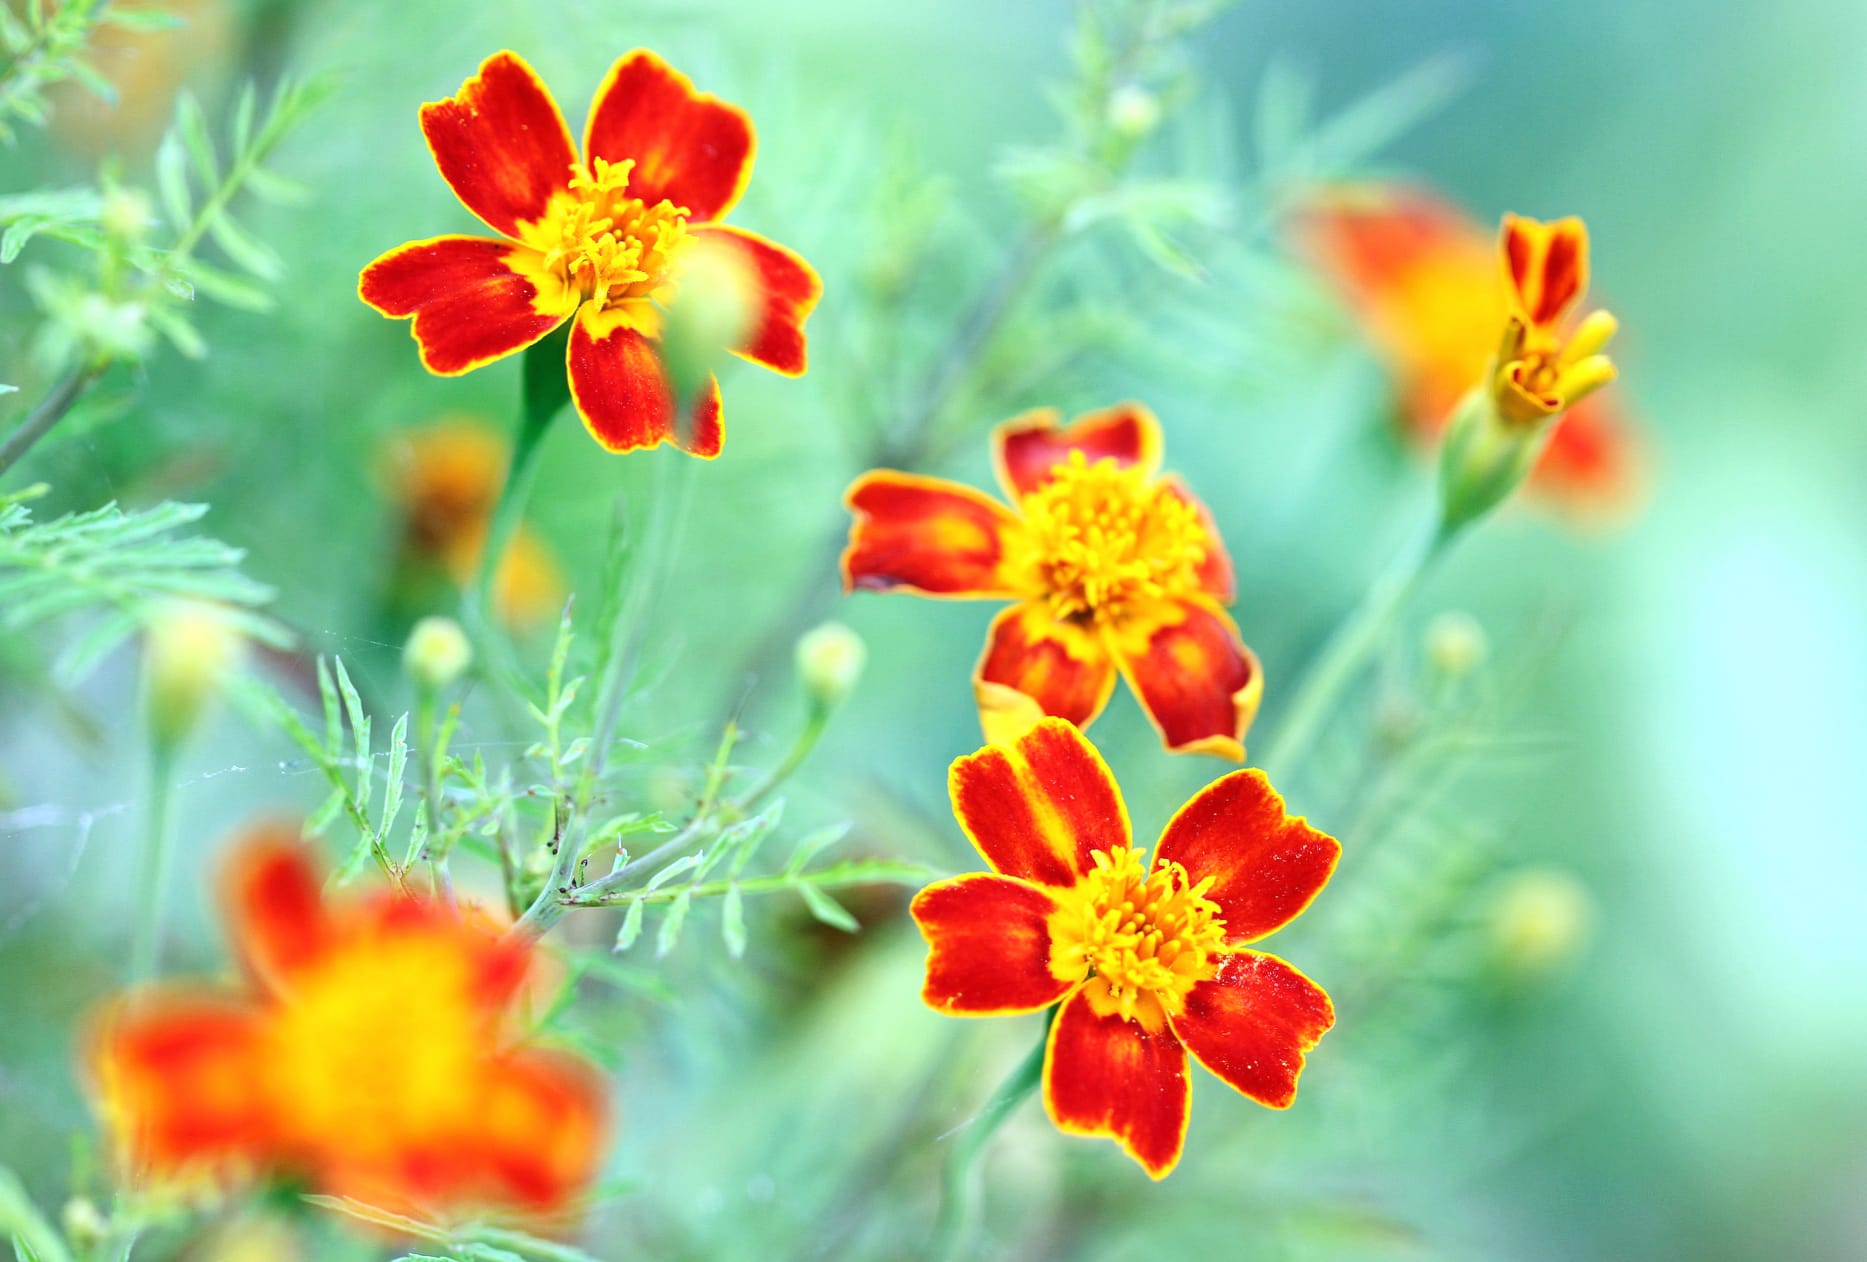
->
1048 845 1228 1023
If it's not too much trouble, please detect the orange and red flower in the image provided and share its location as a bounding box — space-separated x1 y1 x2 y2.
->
842 405 1261 758
88 830 606 1213
912 719 1338 1178
359 50 820 458
1294 184 1639 517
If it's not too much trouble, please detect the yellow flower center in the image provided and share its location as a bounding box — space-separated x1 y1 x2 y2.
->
263 931 486 1156
525 157 689 312
1048 845 1227 1027
1013 452 1207 624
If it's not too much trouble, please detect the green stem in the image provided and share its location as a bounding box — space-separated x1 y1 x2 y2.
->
128 738 178 986
0 363 105 480
928 1024 1051 1262
470 326 571 633
735 704 831 812
569 858 930 910
1258 511 1461 780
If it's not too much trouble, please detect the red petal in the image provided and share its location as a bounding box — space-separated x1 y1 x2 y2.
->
566 308 722 457
359 236 574 376
1112 599 1262 758
993 402 1164 500
974 602 1116 737
89 993 271 1173
948 717 1128 888
1160 476 1234 601
1501 213 1589 329
471 1049 610 1210
691 224 819 376
1153 769 1339 944
911 874 1071 1015
1171 951 1333 1109
841 472 1018 597
582 50 754 222
420 52 577 238
1043 981 1189 1179
1530 392 1646 520
223 830 328 991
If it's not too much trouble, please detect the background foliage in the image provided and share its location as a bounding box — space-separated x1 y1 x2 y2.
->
1 1 1863 1260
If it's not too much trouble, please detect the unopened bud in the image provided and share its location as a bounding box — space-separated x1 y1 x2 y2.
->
62 1197 107 1245
403 615 472 693
660 238 761 412
102 187 153 243
144 600 245 747
1425 611 1488 681
796 621 866 711
1488 868 1592 983
1106 84 1162 140
1436 386 1549 537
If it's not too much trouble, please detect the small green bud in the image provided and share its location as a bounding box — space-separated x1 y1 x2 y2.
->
102 187 154 243
62 1197 108 1245
1425 611 1488 681
659 238 760 415
796 621 866 711
1435 387 1552 537
144 600 245 747
1488 868 1592 984
1106 84 1162 140
403 615 472 693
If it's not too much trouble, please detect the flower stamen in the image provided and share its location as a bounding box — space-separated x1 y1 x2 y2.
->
1049 845 1227 1025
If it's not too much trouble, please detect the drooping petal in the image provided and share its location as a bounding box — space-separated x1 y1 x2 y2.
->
89 993 271 1174
1170 950 1334 1110
973 602 1117 740
1501 212 1589 330
1152 769 1339 944
841 473 1019 598
692 224 819 375
223 830 328 992
1043 980 1190 1179
947 716 1128 887
419 52 578 239
993 403 1164 500
582 50 754 223
1111 599 1262 759
566 306 722 457
1159 476 1234 601
359 236 576 377
911 875 1072 1015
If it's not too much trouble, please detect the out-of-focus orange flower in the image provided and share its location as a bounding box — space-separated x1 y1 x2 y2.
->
1294 185 1640 517
842 405 1261 759
359 50 820 458
50 0 232 154
383 420 565 629
88 830 608 1213
912 719 1338 1178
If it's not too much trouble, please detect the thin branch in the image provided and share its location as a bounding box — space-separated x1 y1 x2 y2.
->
0 362 104 479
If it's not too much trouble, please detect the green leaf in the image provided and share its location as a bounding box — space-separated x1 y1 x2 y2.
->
784 821 850 876
205 210 283 280
175 92 219 187
613 899 644 952
721 883 747 958
154 131 192 229
655 888 692 957
796 881 859 933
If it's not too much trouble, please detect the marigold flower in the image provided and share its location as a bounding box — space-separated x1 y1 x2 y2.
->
383 420 565 628
359 50 820 457
88 830 607 1213
1294 184 1640 517
842 405 1261 758
913 719 1338 1177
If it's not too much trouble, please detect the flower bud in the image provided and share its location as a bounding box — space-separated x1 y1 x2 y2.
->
1487 868 1592 984
403 615 472 693
144 600 245 748
61 1198 107 1246
659 237 760 414
1106 84 1162 140
796 621 866 711
102 186 154 243
1425 611 1488 681
1435 386 1550 538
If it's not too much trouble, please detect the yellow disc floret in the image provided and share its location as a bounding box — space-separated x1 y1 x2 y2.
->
1012 452 1208 624
522 157 690 313
1049 845 1227 1026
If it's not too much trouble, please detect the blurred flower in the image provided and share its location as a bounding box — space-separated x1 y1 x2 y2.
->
796 620 866 711
88 829 607 1213
382 420 565 629
1293 185 1641 519
843 405 1260 757
143 599 245 748
404 615 472 693
359 50 820 458
1424 610 1488 681
50 0 232 155
1487 867 1593 983
912 719 1338 1177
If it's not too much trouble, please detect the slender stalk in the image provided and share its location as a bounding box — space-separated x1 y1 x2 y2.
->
470 325 572 635
0 363 104 480
127 739 178 986
1258 511 1461 780
928 1025 1051 1262
735 705 830 812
